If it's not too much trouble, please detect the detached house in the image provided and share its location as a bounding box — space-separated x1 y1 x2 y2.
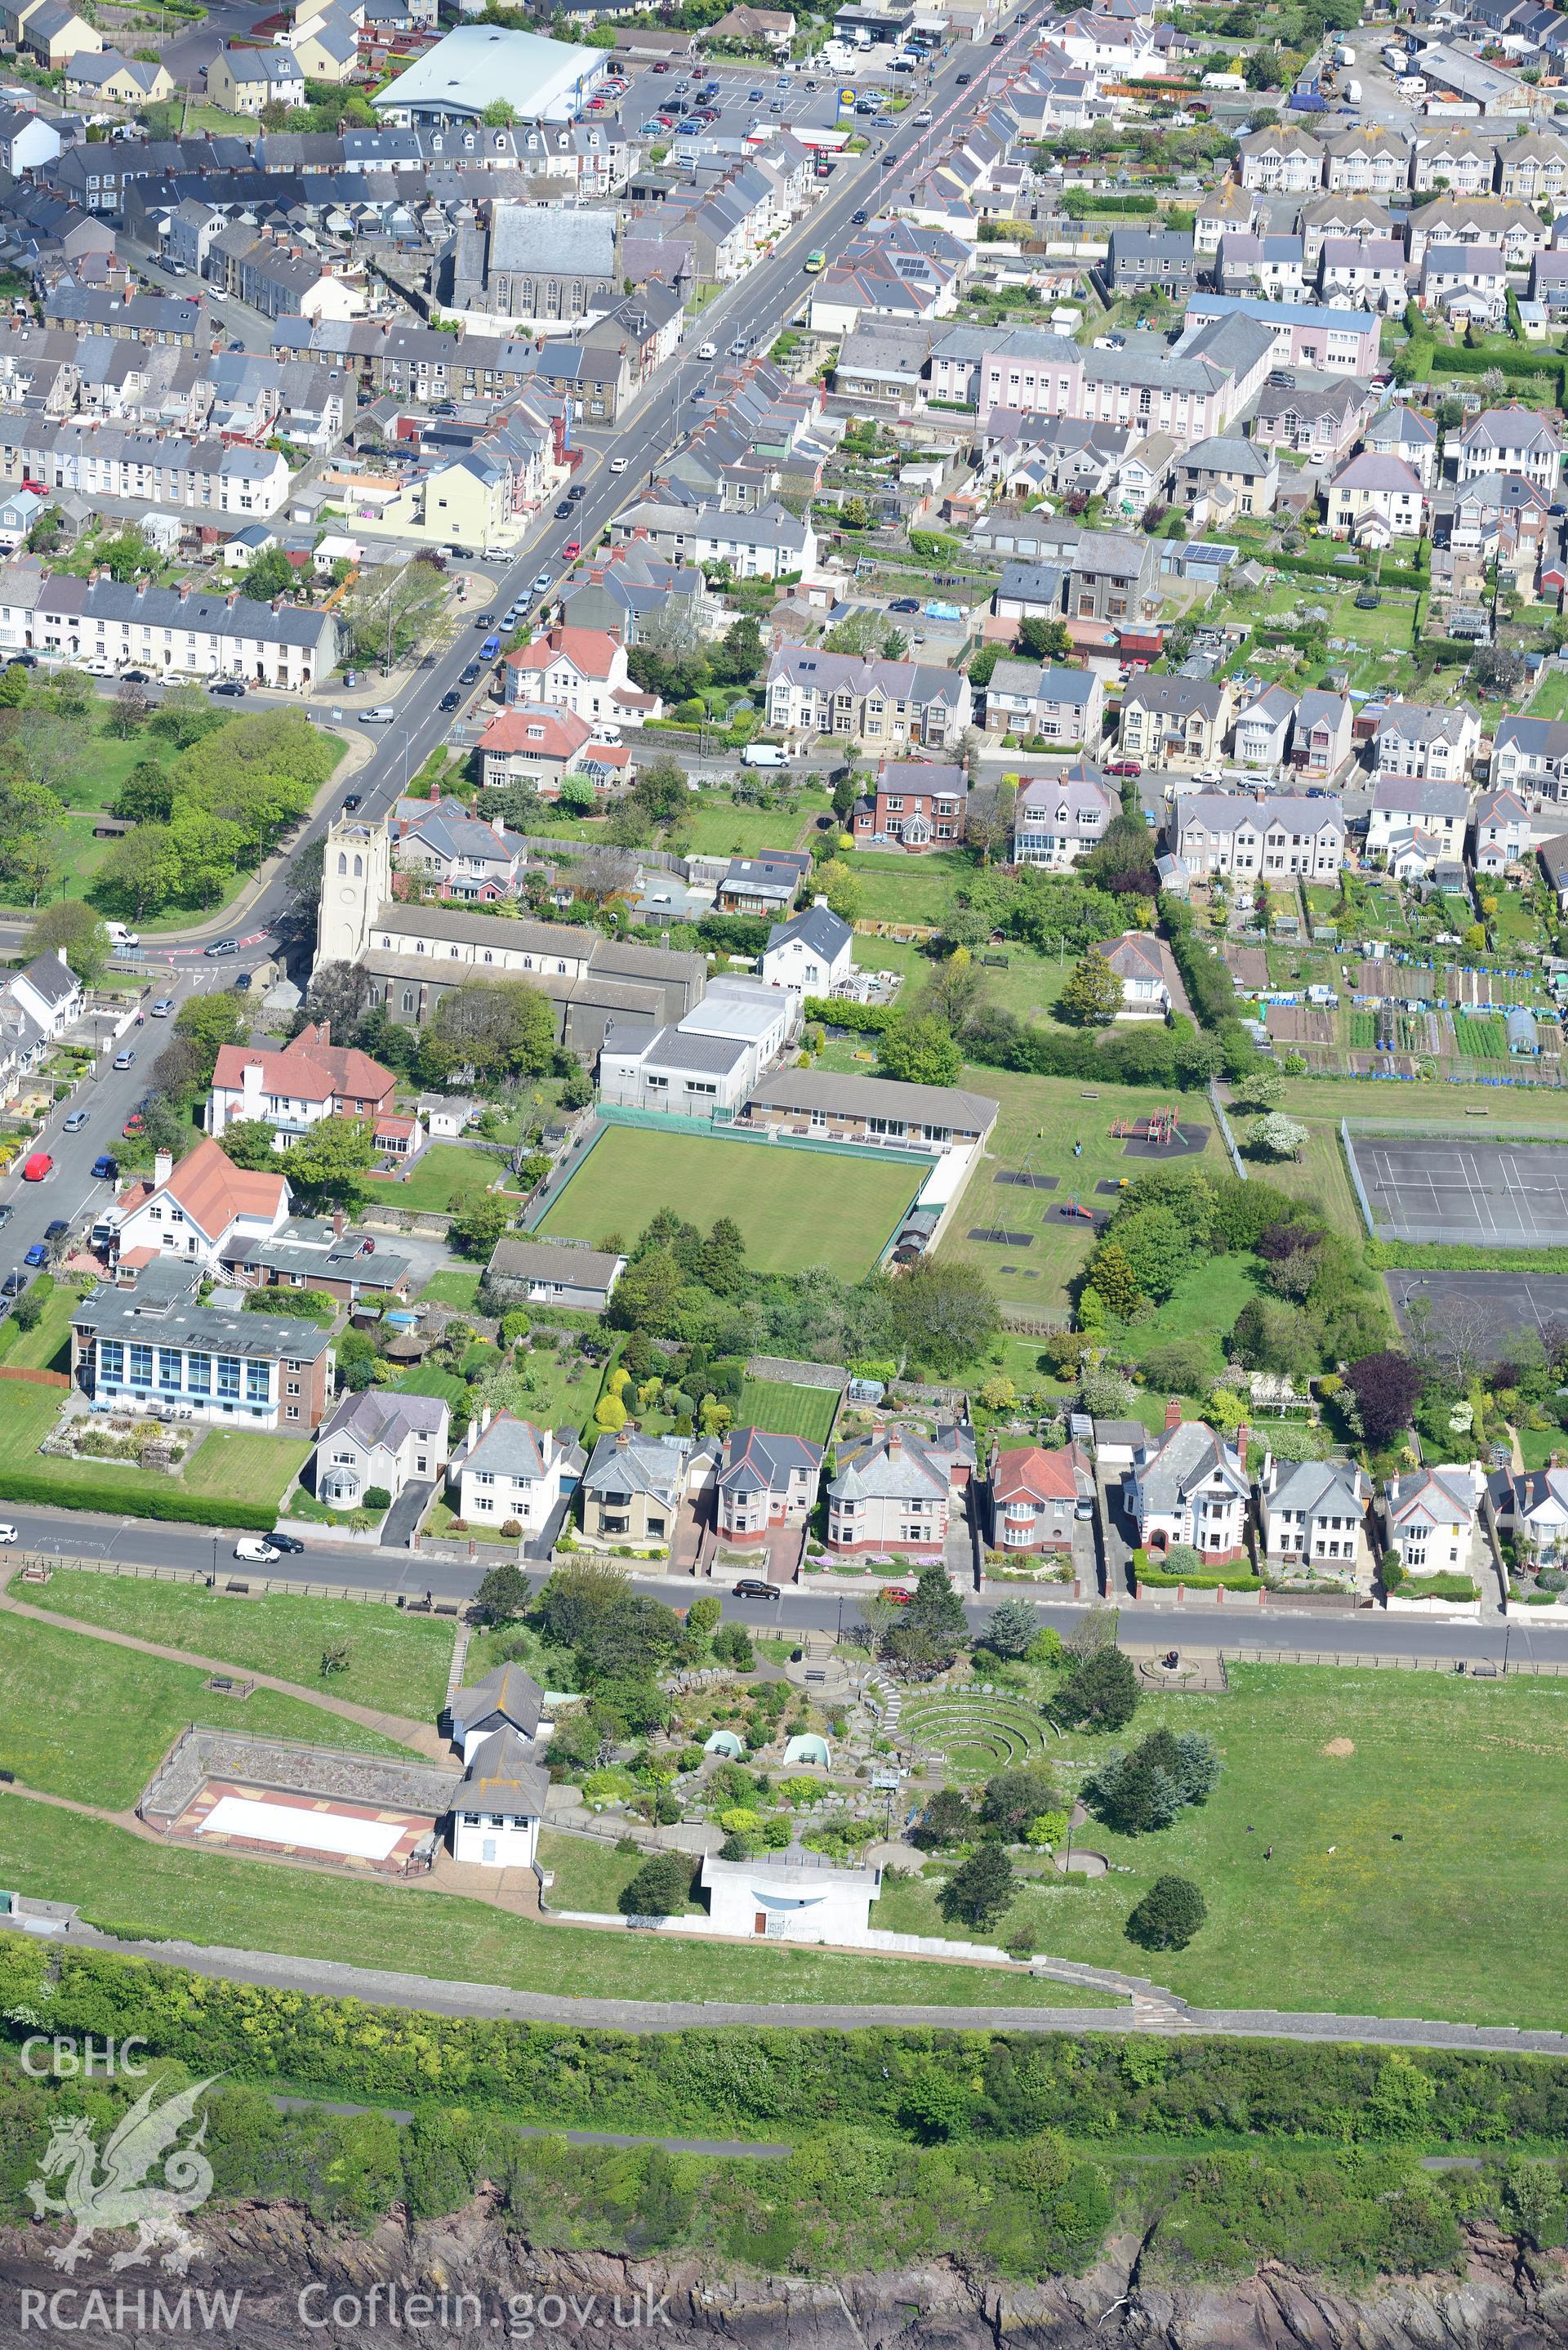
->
1010 764 1116 869
762 901 854 998
1385 1462 1483 1577
851 760 968 851
988 1439 1093 1558
449 1407 579 1535
1260 1456 1368 1576
1326 451 1426 545
1125 1403 1251 1566
1096 930 1178 1017
1119 673 1232 774
206 1022 395 1149
502 625 640 726
96 1138 288 1278
580 1427 706 1551
314 1389 448 1513
826 1421 974 1558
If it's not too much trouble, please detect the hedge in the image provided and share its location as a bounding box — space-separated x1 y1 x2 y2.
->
1135 1566 1263 1591
24 1942 1568 2146
1396 1573 1480 1603
1268 548 1428 594
1366 1239 1568 1276
0 1471 276 1532
804 996 898 1033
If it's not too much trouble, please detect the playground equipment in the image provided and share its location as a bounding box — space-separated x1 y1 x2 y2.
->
1110 1107 1179 1146
1060 1198 1096 1223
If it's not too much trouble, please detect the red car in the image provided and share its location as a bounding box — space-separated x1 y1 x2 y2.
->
20 1151 51 1181
1107 759 1142 778
880 1585 914 1606
122 1113 145 1138
562 538 581 559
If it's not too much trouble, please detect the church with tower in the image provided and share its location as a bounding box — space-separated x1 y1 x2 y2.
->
315 816 706 1056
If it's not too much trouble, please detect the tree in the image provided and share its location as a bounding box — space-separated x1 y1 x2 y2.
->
149 680 225 751
1083 1728 1219 1835
114 760 174 827
906 1557 968 1651
27 901 109 988
429 979 554 1084
630 754 691 828
1058 1643 1139 1732
287 1113 375 1206
618 1852 693 1917
1084 1241 1140 1320
473 1562 531 1628
1125 1874 1206 1951
831 769 861 827
341 558 449 672
911 1786 975 1848
700 1215 746 1298
537 1558 630 1649
1345 1349 1422 1449
709 615 764 686
890 1256 1000 1376
96 526 150 583
877 1013 961 1088
1106 1205 1191 1305
108 678 148 740
1060 951 1124 1027
0 706 87 800
481 96 516 124
217 1117 280 1171
978 1596 1039 1660
1016 616 1073 662
450 1195 512 1260
0 662 28 709
938 1844 1017 1931
816 860 861 921
238 546 300 604
1250 1112 1308 1162
607 1246 686 1338
978 1766 1060 1843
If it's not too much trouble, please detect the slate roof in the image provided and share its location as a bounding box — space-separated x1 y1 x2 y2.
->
486 1237 623 1290
765 903 853 963
716 1426 823 1499
581 1428 703 1503
1267 1457 1362 1519
460 1411 559 1481
829 1425 952 1504
451 1659 545 1739
1132 1419 1247 1514
318 1387 448 1454
745 1068 998 1135
457 1724 550 1817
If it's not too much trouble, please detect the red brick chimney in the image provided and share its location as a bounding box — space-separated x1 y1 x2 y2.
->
331 1208 345 1237
1236 1423 1249 1475
886 1429 902 1462
1165 1395 1182 1432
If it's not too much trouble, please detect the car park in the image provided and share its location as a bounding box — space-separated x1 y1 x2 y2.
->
113 1048 136 1071
62 1110 88 1134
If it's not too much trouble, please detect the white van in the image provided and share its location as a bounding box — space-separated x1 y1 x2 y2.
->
105 922 140 948
698 339 718 358
360 705 396 724
740 742 787 769
234 1537 280 1563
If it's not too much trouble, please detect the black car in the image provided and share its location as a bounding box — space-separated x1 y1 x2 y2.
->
889 595 920 613
43 1220 67 1244
203 939 238 958
460 661 481 684
210 679 246 697
852 207 867 222
554 502 573 519
121 669 150 684
0 1272 23 1298
265 1530 307 1554
440 689 461 711
568 483 587 501
732 1578 782 1601
474 613 495 629
956 69 971 81
342 792 363 812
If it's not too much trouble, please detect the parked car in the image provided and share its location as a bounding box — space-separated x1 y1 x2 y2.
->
0 1270 24 1295
889 596 920 613
209 680 247 697
880 1585 914 1604
62 1109 88 1133
43 1220 67 1246
23 1243 46 1267
266 1530 306 1554
91 1156 118 1180
1107 759 1142 778
532 572 553 593
568 483 587 501
732 1577 781 1599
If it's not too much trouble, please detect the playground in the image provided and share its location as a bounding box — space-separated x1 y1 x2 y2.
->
938 1068 1214 1315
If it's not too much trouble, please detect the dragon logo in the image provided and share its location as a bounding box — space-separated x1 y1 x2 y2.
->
25 2075 219 2275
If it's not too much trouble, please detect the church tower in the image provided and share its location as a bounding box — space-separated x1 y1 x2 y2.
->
315 818 390 974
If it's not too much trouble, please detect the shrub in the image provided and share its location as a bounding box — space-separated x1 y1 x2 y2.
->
617 1852 693 1917
363 1486 392 1512
1125 1874 1206 1951
498 1518 523 1539
0 1473 275 1531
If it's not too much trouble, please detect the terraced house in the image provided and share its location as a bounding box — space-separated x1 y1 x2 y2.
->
0 570 336 686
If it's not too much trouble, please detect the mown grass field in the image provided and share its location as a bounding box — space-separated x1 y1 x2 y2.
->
0 1612 416 1809
365 1144 503 1215
180 1432 310 1508
982 1661 1568 2028
736 1377 840 1444
538 1126 920 1280
0 1798 1116 2009
33 1572 458 1719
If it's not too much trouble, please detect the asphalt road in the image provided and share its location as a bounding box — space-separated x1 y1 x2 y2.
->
4 1508 1560 1669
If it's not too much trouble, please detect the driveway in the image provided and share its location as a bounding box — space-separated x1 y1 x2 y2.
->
380 1479 435 1552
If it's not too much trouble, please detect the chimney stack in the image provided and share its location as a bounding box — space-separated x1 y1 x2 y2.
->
331 1208 345 1237
886 1429 902 1460
1164 1395 1183 1431
154 1148 173 1187
1236 1423 1249 1476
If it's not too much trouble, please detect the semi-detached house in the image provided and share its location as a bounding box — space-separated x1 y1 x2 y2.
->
1236 127 1326 193
1174 792 1346 880
767 644 972 750
1326 451 1426 543
1010 764 1116 869
1119 674 1232 774
1492 712 1568 799
1371 706 1481 788
1455 404 1563 492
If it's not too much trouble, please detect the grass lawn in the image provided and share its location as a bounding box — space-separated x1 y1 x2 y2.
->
365 1144 503 1215
532 789 831 862
840 849 974 928
852 934 929 989
394 1366 468 1409
500 1344 605 1441
1530 667 1568 722
0 1799 1104 2009
736 1376 840 1444
0 1612 416 1810
537 1126 921 1280
988 1661 1568 2030
540 1829 704 1915
1134 1251 1261 1373
0 1278 78 1372
936 1065 1213 1316
419 1269 483 1310
180 1432 310 1509
33 1572 457 1719
0 726 178 916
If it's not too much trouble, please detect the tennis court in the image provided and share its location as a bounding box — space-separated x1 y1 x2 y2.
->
1385 1269 1568 1357
1349 1135 1568 1246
